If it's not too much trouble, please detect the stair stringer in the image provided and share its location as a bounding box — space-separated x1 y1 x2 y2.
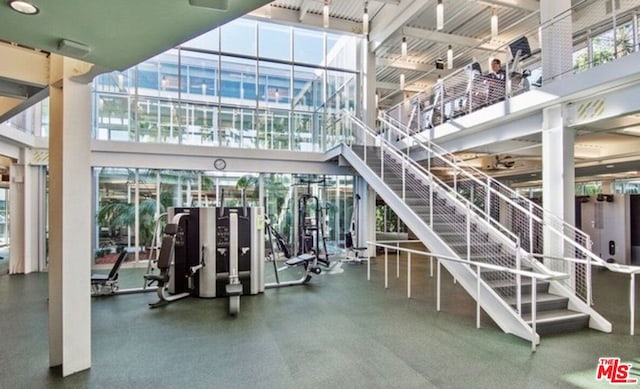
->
341 145 540 344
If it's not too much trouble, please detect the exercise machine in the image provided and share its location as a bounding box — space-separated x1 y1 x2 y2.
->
144 212 199 307
265 216 319 288
145 203 264 314
343 194 367 263
297 193 330 267
91 250 129 296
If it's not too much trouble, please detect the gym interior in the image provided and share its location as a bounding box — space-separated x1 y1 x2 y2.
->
1 0 639 387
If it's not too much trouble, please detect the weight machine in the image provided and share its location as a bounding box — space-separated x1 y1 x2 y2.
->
145 190 264 315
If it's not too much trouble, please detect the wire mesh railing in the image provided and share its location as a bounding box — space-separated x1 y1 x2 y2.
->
378 112 610 304
342 110 528 313
385 0 640 134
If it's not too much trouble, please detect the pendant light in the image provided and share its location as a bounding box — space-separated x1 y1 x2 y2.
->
436 0 444 31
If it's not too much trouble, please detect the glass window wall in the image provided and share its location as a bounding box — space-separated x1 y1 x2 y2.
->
93 167 355 269
93 18 358 151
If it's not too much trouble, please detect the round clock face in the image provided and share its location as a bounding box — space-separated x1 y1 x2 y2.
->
214 158 226 170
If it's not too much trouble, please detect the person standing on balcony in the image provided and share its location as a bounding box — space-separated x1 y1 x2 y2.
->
486 58 506 104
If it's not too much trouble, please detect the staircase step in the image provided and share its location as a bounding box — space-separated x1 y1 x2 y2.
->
487 278 550 295
505 293 569 314
522 309 590 334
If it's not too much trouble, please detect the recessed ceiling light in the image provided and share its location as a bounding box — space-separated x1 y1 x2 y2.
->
606 164 615 168
9 0 39 15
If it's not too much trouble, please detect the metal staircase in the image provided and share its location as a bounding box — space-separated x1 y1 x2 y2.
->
340 110 612 343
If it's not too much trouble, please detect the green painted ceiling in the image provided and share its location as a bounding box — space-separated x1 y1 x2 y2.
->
0 0 271 71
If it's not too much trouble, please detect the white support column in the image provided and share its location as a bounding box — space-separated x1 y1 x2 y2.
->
540 0 572 83
360 37 377 136
9 149 44 274
48 55 92 376
542 104 575 274
356 177 376 258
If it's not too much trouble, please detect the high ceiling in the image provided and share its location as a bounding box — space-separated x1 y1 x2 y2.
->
2 0 640 186
0 0 272 71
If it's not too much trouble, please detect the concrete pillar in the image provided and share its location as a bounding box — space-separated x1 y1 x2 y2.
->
48 55 92 376
540 0 573 83
542 104 575 273
9 149 45 274
356 176 376 257
359 38 376 137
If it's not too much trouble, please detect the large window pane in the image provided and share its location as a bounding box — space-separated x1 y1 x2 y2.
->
257 109 291 150
219 107 256 148
220 56 257 107
259 22 291 61
183 28 219 52
294 28 324 66
180 50 219 100
96 94 130 141
259 61 291 110
326 33 357 71
221 19 257 56
292 112 313 151
293 66 324 112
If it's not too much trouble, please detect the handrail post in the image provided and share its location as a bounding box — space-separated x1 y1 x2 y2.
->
430 255 434 278
587 252 592 306
380 145 385 180
385 247 389 289
429 174 434 228
631 273 636 336
529 202 534 255
485 177 491 222
402 157 406 202
453 166 458 193
396 242 400 279
407 252 412 299
516 238 522 315
466 202 472 262
531 275 537 353
364 131 368 163
436 258 441 311
439 82 445 126
367 243 371 281
476 266 482 328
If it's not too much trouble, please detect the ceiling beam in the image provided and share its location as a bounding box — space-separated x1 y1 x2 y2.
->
376 81 423 92
374 0 401 4
248 7 361 34
402 26 497 52
475 0 539 12
0 97 22 118
0 43 49 88
369 0 430 52
377 58 434 72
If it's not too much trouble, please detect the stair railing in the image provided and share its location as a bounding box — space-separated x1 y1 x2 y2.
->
342 110 531 314
378 112 607 306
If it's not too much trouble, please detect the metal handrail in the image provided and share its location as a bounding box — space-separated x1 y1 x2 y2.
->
381 113 595 257
531 253 639 336
369 240 569 352
346 111 520 244
384 0 640 124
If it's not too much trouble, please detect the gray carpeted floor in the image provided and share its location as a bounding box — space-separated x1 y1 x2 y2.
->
0 250 638 388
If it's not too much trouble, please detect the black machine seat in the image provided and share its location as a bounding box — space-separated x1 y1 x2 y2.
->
285 253 315 267
144 224 177 285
